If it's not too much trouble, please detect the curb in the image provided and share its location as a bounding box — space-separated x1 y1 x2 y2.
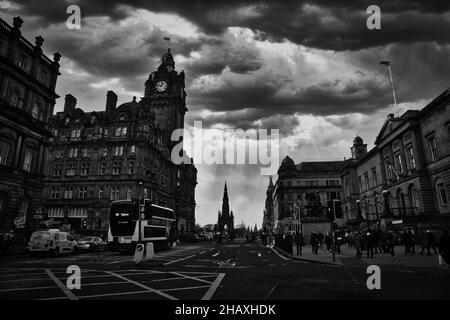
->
269 245 341 266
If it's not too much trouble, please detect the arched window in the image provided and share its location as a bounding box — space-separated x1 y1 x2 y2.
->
31 103 40 120
396 189 406 216
408 184 420 215
9 87 24 109
0 141 10 166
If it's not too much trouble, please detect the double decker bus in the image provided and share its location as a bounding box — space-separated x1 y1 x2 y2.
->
107 199 176 253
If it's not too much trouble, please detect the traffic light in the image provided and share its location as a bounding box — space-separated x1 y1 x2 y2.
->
131 199 140 220
334 201 343 219
82 219 87 229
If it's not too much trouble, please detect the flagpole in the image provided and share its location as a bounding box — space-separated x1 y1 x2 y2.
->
387 65 397 109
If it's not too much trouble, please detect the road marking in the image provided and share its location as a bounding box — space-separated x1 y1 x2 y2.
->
163 254 196 265
107 259 132 264
170 272 214 285
45 268 78 300
163 285 210 292
342 264 361 285
265 282 279 300
0 280 130 292
201 273 225 300
199 250 207 254
268 247 290 261
104 271 177 300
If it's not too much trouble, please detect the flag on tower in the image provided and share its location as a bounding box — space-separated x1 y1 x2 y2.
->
380 61 390 66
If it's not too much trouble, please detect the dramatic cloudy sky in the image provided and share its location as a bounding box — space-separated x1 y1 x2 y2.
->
2 0 449 227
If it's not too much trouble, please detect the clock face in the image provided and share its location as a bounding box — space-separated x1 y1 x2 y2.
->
155 81 168 92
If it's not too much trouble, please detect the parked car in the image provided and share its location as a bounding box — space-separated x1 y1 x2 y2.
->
28 229 78 257
77 236 107 252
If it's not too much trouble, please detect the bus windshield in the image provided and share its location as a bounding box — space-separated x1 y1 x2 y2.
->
110 201 135 236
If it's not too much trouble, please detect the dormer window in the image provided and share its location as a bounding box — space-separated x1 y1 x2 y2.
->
91 115 96 124
65 117 70 125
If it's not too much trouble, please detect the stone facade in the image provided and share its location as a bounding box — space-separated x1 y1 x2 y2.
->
262 176 275 232
342 88 450 232
273 156 345 241
43 49 197 234
0 17 61 237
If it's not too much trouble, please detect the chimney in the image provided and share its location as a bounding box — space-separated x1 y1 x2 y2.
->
106 91 118 113
64 94 77 114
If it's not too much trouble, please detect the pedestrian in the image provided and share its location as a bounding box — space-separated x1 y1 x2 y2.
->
318 232 324 249
419 231 428 255
408 229 416 254
354 231 362 258
335 233 342 254
310 232 318 254
425 230 438 255
366 231 374 258
325 232 332 252
402 230 411 255
387 231 396 260
295 231 303 256
438 230 450 266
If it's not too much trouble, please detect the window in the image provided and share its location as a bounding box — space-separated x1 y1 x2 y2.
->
394 153 403 174
428 137 438 161
112 162 122 175
371 169 378 187
10 88 24 108
78 187 88 199
437 183 448 206
115 127 121 137
114 146 124 156
82 148 91 158
126 187 132 200
130 145 136 155
364 173 370 190
0 141 9 165
39 69 48 84
70 128 81 139
91 115 96 124
31 104 40 120
65 118 70 125
100 162 107 175
101 147 108 157
98 187 104 199
17 54 27 69
110 187 120 201
49 187 59 199
23 150 33 172
358 177 362 192
80 163 90 176
67 163 76 176
68 148 78 158
53 164 62 176
121 127 127 136
64 187 74 199
128 162 135 175
406 145 416 169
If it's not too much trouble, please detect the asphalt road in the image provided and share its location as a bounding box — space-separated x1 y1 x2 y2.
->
0 241 449 300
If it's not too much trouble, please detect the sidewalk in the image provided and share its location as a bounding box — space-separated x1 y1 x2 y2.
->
289 244 449 269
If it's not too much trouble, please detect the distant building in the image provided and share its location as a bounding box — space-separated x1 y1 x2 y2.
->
273 156 345 240
43 49 197 233
342 88 450 232
263 176 275 232
0 17 61 237
217 182 234 232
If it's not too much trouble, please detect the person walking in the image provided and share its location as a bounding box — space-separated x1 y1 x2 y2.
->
325 232 332 252
310 232 318 255
402 230 411 256
419 231 428 255
294 231 303 256
366 231 374 258
354 231 362 258
387 231 396 260
426 230 438 255
408 229 416 254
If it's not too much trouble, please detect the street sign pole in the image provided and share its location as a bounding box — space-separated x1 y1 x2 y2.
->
331 201 336 262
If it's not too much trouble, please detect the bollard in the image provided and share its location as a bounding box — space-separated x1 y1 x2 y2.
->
146 242 154 259
133 243 145 264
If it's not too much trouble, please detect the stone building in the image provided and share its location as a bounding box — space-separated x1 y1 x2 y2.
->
341 88 450 232
273 156 345 241
217 182 234 232
43 49 197 234
0 17 61 237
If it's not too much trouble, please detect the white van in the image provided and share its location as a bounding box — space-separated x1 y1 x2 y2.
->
28 229 78 257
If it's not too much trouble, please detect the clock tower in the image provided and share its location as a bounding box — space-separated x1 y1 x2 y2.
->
142 49 187 143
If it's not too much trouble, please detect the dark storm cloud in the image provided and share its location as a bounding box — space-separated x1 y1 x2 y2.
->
13 0 450 50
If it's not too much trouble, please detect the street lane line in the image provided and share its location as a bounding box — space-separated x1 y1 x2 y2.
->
163 254 196 265
104 271 177 300
201 273 225 300
268 247 290 261
45 268 78 300
0 281 130 292
264 282 279 300
162 285 210 292
170 272 214 285
199 250 207 255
